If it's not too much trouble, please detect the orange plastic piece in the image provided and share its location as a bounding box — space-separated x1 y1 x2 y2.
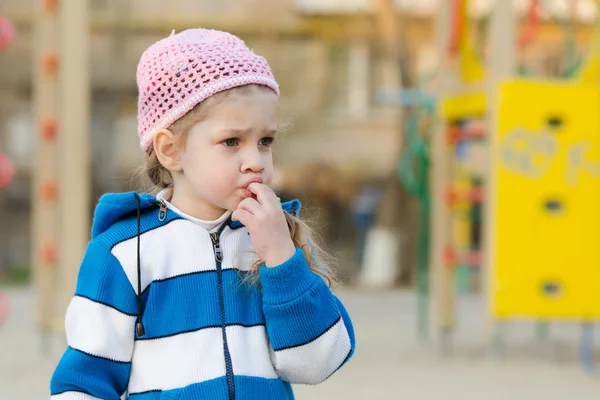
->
445 187 484 205
43 52 59 76
447 126 460 145
444 245 456 268
461 124 486 141
44 0 58 14
41 241 58 267
447 123 486 145
41 179 58 203
41 115 58 142
444 249 482 268
444 187 457 205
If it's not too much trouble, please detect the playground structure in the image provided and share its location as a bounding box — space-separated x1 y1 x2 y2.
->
2 1 600 366
30 0 90 333
393 0 600 367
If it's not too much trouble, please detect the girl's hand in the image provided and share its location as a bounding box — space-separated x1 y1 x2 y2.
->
232 183 296 267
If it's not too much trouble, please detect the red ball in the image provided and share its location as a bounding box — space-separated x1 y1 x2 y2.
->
0 290 9 328
0 15 16 52
0 152 15 190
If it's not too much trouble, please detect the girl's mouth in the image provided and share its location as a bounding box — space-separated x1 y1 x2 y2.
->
242 188 257 199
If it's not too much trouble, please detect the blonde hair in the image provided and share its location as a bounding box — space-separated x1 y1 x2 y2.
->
142 84 337 287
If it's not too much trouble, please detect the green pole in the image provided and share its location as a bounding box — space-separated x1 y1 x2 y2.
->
398 107 431 342
416 161 430 342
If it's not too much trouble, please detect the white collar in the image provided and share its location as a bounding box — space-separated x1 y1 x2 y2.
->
156 189 232 232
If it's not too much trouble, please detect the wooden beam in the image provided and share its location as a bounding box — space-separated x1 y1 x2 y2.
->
430 0 455 349
8 12 597 42
56 0 91 325
375 0 399 55
31 0 60 333
484 0 517 348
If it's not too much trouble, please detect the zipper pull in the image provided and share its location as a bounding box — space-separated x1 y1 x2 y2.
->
157 199 167 222
210 232 224 263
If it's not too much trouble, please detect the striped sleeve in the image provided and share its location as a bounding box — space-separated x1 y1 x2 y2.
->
50 240 137 400
259 248 356 385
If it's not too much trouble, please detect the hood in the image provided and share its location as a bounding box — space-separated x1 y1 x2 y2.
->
91 191 302 238
91 192 157 238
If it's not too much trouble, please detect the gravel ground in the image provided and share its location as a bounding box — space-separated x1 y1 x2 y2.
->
1 286 600 400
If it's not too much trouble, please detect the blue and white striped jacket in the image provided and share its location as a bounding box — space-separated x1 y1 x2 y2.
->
50 192 355 400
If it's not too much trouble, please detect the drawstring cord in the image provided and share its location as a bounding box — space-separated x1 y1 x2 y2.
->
135 194 145 337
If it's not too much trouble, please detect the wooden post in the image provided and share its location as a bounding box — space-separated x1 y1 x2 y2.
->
32 0 60 334
56 0 90 330
375 0 402 91
430 0 455 349
485 0 516 349
348 40 370 118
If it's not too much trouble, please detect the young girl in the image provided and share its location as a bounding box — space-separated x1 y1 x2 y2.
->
50 29 355 400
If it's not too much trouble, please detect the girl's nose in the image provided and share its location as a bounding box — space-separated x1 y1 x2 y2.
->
241 148 265 173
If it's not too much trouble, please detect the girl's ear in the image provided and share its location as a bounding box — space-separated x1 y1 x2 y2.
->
153 129 182 173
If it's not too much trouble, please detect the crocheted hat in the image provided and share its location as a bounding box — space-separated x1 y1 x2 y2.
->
136 29 280 151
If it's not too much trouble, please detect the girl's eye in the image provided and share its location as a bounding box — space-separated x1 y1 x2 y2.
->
259 137 275 147
223 138 238 147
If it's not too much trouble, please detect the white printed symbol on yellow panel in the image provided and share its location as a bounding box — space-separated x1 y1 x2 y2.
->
499 128 558 178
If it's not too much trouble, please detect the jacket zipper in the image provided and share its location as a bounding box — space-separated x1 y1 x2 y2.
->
210 230 235 400
157 199 167 221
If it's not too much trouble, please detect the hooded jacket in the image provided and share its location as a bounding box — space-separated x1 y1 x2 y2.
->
50 192 355 400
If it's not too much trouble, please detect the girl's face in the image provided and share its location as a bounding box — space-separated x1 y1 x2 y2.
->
173 87 279 219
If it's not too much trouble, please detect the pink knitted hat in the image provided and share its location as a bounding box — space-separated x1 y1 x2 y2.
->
136 29 280 151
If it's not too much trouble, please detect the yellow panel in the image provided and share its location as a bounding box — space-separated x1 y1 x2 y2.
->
457 0 486 83
575 9 600 85
460 45 486 84
440 93 487 121
576 52 599 86
491 80 600 320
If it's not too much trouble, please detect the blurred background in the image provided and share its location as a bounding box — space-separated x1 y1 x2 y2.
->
2 0 600 399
